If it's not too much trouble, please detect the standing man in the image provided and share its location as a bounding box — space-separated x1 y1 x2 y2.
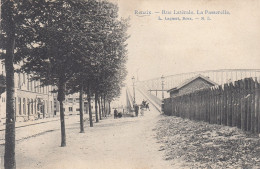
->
146 102 150 111
114 108 118 119
134 104 139 117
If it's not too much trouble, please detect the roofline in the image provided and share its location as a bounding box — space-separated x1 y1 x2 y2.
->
167 74 218 92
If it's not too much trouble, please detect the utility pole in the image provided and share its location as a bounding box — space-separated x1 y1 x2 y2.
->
161 75 165 100
132 76 135 104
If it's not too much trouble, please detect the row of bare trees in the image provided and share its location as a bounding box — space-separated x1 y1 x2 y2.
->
0 0 129 168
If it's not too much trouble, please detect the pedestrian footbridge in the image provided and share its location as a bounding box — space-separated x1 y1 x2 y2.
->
126 69 260 113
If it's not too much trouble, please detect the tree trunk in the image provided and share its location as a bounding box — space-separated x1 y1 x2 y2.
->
109 101 111 115
101 95 104 117
95 92 99 123
98 97 102 120
79 84 84 133
4 1 16 168
87 85 93 127
43 103 45 119
57 80 66 147
104 95 106 117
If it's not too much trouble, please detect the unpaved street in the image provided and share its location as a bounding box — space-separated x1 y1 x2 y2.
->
0 91 173 169
15 108 171 169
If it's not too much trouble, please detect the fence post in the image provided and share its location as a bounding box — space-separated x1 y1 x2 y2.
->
171 98 174 116
250 78 255 132
206 89 210 123
202 91 205 122
173 98 175 116
233 81 239 128
181 96 184 118
219 85 224 125
211 88 215 124
217 87 221 125
256 78 260 133
192 93 195 120
210 89 213 124
245 78 251 131
230 82 235 127
197 91 201 121
200 92 202 121
213 88 217 124
223 84 228 125
241 79 247 131
194 92 198 120
226 83 231 126
237 80 242 129
219 86 224 125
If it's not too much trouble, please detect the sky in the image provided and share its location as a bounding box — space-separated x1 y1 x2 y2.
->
110 0 260 83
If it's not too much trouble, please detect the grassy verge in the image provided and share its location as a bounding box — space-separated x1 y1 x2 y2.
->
156 115 260 168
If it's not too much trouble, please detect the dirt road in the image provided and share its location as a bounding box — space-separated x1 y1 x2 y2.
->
0 91 172 169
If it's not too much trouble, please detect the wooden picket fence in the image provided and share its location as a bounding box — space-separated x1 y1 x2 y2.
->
163 77 260 133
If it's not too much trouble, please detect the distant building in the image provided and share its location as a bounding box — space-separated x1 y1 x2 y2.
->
53 93 92 116
53 93 112 118
0 60 104 123
167 74 218 98
0 62 55 123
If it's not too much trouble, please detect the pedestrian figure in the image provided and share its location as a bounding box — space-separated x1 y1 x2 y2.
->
118 112 122 118
114 108 118 119
142 100 146 107
134 104 139 117
140 107 144 116
146 103 150 111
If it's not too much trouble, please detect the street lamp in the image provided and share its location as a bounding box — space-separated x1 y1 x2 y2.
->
132 76 136 104
161 75 165 100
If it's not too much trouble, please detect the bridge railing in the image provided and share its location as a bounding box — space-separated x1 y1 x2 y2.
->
137 84 162 112
126 87 134 111
138 69 260 95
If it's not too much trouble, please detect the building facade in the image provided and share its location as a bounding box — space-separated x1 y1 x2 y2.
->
0 62 100 123
0 63 55 123
53 93 93 116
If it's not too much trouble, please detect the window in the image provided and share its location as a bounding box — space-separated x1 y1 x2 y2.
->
14 97 16 116
34 81 36 92
50 101 52 114
18 73 21 89
27 98 30 115
2 64 4 74
30 78 33 91
76 108 80 111
18 97 21 115
68 98 73 103
27 78 30 91
23 98 26 115
23 73 25 84
34 99 37 114
69 107 73 112
37 82 39 93
31 99 33 114
37 100 40 112
35 81 38 92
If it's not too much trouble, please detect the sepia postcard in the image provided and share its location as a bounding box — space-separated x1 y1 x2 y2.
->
0 0 260 169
